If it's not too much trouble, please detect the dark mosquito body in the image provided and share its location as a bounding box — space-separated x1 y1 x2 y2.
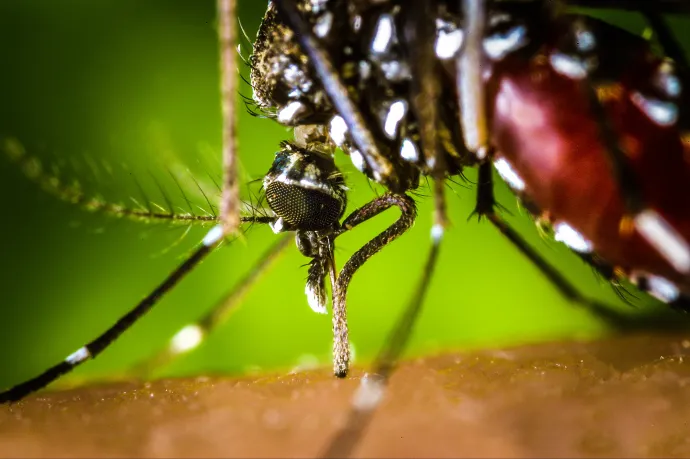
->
2 0 690 456
251 0 690 309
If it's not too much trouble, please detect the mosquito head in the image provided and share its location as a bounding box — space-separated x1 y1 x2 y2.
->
264 142 347 233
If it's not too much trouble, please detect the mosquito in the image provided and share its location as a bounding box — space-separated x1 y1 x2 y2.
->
2 1 690 458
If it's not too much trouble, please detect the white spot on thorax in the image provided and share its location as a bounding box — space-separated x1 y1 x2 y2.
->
400 138 418 162
384 100 407 139
352 15 362 32
549 53 589 80
553 222 593 253
203 224 225 247
483 25 527 61
277 101 306 124
630 92 678 126
635 209 690 274
435 19 463 60
170 324 205 353
371 14 395 54
350 149 366 172
309 0 328 13
283 63 312 98
494 157 525 192
65 346 91 365
380 60 410 81
359 60 372 80
329 115 348 147
314 11 333 38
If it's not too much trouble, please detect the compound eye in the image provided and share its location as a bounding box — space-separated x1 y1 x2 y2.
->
264 143 347 232
266 181 343 231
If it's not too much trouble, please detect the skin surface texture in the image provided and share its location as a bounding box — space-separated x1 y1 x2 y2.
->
2 332 690 458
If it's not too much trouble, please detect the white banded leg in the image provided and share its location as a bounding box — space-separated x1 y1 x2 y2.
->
330 193 418 378
0 225 226 403
322 211 444 458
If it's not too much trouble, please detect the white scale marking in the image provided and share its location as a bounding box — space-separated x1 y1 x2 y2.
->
655 62 681 98
270 217 285 234
646 275 680 303
371 14 395 54
275 171 338 197
493 158 525 192
630 92 678 127
400 138 418 162
305 284 327 314
352 15 362 32
435 22 463 60
329 115 348 147
484 25 527 61
635 209 690 274
299 177 330 193
575 28 596 52
384 100 407 139
170 324 205 354
277 101 305 124
553 222 593 253
380 60 410 82
431 223 445 243
549 53 588 80
427 154 436 170
65 346 91 365
313 11 333 38
203 224 225 247
350 149 366 172
359 60 372 80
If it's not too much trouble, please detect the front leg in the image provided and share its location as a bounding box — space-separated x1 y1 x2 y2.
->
331 193 417 377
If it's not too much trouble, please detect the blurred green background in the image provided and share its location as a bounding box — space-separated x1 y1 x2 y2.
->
0 0 688 391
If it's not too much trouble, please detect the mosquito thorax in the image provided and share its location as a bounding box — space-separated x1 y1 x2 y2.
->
264 142 347 233
250 2 331 125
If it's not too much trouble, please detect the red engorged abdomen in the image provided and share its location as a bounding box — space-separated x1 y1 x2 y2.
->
489 56 690 293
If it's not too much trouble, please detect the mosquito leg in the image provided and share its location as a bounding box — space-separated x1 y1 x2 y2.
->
330 193 417 377
1 138 219 226
403 3 449 230
322 219 443 459
130 232 292 377
0 224 235 403
218 0 241 235
482 163 689 327
458 0 489 160
475 161 655 329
